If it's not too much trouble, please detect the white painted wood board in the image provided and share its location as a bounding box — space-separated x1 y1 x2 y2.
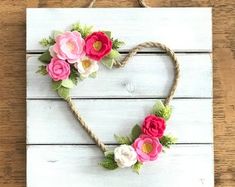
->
26 8 213 187
26 8 212 53
27 145 214 187
27 54 212 98
27 99 213 144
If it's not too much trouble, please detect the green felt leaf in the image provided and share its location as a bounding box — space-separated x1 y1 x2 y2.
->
100 153 118 170
131 124 141 141
53 30 63 39
69 67 79 85
114 134 132 145
71 23 93 38
112 39 125 50
132 161 143 174
38 50 52 64
89 72 97 78
101 57 114 69
61 79 75 89
102 31 112 38
39 37 55 47
107 49 120 59
36 65 47 75
57 86 70 100
104 151 115 159
160 135 177 149
52 80 62 91
152 100 172 120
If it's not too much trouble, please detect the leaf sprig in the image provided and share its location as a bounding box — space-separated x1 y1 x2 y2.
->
152 100 172 120
71 22 93 38
114 124 141 145
100 152 118 170
39 37 55 47
160 135 177 149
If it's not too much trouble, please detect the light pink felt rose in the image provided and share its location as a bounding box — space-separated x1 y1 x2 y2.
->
133 134 162 163
142 115 166 138
53 31 85 63
46 57 71 81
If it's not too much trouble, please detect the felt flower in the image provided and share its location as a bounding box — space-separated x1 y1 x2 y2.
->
53 31 85 63
49 45 56 57
46 57 70 81
114 145 137 168
85 32 112 61
74 57 99 78
142 114 166 138
133 134 162 163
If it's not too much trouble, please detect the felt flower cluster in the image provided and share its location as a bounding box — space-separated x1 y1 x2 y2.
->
37 23 124 99
100 100 177 173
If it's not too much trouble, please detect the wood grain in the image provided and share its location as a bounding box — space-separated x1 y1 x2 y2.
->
27 99 213 144
27 145 214 187
0 0 234 187
27 54 212 98
26 8 212 52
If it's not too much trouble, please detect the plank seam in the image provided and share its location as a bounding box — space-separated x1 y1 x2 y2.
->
26 97 213 100
27 143 213 146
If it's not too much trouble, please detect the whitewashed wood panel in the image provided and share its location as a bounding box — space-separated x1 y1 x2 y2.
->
27 54 212 98
27 145 214 187
26 8 212 52
27 8 213 187
27 99 212 144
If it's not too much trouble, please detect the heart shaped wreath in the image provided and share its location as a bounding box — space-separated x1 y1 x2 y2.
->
37 22 180 173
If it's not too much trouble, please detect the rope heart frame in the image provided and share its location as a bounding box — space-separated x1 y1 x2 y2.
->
37 22 180 173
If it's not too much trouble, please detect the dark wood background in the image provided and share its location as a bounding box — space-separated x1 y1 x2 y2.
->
0 0 234 186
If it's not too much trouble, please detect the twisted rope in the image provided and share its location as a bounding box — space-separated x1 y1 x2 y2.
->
66 1 180 153
66 42 180 152
88 0 149 7
66 97 107 152
114 42 180 106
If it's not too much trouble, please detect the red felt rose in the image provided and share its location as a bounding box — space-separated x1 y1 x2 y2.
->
85 32 112 61
142 115 166 138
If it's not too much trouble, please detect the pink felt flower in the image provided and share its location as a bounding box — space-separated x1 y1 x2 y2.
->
142 115 166 138
133 134 162 163
46 57 70 81
53 31 85 63
85 32 112 61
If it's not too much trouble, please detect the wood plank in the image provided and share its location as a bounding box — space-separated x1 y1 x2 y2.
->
27 99 212 144
27 54 212 98
27 145 214 187
26 8 212 52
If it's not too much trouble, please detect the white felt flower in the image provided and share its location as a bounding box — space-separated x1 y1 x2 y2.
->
114 145 137 168
49 45 56 57
74 57 99 78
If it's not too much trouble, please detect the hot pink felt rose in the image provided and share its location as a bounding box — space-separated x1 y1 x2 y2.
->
85 32 112 61
133 134 162 163
46 57 70 81
142 115 166 138
53 31 85 63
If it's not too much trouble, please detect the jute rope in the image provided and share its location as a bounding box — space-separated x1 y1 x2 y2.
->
66 97 107 152
66 42 180 153
65 1 180 153
114 42 180 106
88 0 149 8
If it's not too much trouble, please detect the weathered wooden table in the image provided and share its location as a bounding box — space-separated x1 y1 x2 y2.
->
0 1 235 187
